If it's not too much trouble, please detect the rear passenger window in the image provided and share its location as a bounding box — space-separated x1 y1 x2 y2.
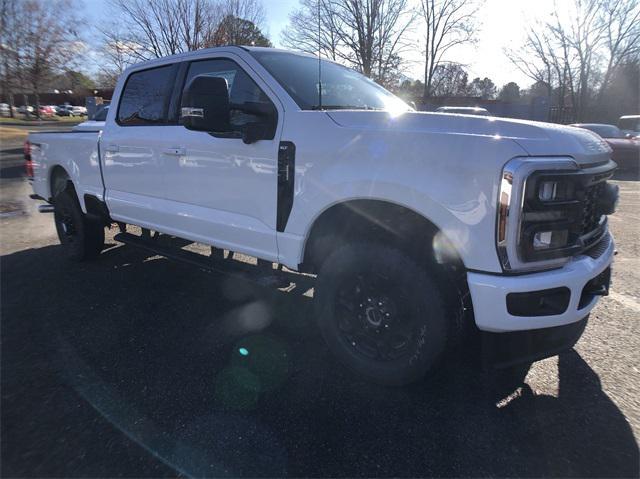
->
118 65 176 126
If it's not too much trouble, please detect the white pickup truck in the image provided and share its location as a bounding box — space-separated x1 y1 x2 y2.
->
26 47 618 386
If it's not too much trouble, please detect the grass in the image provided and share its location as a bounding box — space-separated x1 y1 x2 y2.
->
0 116 81 125
0 126 29 143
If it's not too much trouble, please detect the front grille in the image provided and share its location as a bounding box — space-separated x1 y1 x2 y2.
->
581 181 605 235
584 232 611 259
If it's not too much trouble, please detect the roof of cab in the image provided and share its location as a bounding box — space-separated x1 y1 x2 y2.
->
122 46 315 74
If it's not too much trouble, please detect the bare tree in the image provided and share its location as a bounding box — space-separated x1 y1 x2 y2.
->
418 0 478 99
0 0 81 118
281 0 342 61
280 0 415 87
597 0 640 100
0 0 21 116
214 0 267 44
506 0 639 120
103 0 270 71
552 0 608 120
430 62 468 96
105 0 220 61
331 0 416 86
211 0 271 47
505 26 571 106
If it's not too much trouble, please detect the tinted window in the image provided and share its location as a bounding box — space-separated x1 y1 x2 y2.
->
118 65 175 126
183 58 274 134
93 105 109 121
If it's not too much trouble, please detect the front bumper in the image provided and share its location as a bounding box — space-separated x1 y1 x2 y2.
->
481 316 588 368
467 233 615 333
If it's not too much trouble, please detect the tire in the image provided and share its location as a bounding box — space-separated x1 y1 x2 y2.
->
314 243 448 386
53 186 104 261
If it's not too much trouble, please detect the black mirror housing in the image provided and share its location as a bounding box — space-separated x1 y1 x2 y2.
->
181 75 230 133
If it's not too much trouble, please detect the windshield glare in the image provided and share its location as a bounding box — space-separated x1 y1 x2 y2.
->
251 51 411 113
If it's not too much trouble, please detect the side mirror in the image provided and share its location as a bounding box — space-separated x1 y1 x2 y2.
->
181 75 230 133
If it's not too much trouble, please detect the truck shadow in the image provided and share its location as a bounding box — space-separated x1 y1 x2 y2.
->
1 243 638 477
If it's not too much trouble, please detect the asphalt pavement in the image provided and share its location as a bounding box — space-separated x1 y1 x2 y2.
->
1 139 638 477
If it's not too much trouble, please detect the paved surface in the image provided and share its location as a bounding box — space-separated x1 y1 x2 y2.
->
1 139 638 477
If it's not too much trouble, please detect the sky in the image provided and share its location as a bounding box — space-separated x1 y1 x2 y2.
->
81 0 559 89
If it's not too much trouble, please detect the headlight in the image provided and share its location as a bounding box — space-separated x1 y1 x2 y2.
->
497 158 617 272
533 230 569 250
538 181 557 201
496 156 620 272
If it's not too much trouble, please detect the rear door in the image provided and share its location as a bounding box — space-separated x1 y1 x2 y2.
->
156 54 283 262
101 63 178 228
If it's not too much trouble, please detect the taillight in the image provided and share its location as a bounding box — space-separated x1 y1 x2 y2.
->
24 140 34 178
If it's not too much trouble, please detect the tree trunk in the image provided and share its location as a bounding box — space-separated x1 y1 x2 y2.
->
423 57 430 101
8 93 15 118
35 91 41 120
22 93 29 118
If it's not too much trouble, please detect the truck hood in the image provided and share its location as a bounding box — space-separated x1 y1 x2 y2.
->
326 111 612 167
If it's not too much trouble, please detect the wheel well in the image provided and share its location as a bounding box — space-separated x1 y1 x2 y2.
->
49 165 71 198
301 199 474 342
301 199 463 274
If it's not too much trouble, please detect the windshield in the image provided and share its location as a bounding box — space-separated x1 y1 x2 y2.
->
581 124 625 138
250 50 411 112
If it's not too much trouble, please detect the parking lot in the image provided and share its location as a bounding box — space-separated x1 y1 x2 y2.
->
1 133 638 477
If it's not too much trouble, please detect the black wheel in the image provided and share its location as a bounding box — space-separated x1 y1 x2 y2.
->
53 186 104 261
315 243 448 386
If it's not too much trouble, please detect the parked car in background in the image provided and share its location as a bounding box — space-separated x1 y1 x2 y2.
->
618 115 640 138
0 103 11 117
38 105 56 117
17 105 34 115
570 123 639 171
55 105 72 116
435 106 491 116
71 106 87 116
73 105 109 131
55 105 86 116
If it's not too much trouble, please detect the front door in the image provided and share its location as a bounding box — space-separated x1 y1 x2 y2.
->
159 55 283 262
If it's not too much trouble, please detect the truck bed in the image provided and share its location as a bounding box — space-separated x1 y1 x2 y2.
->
28 130 104 211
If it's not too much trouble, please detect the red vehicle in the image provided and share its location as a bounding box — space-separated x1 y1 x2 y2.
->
570 123 639 171
38 105 56 117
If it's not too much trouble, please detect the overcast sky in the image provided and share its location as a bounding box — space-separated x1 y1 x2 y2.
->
82 0 558 89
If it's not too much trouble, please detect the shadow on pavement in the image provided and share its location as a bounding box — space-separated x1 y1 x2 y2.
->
0 164 25 179
1 243 638 477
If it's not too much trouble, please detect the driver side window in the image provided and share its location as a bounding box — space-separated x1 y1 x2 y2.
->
182 58 275 137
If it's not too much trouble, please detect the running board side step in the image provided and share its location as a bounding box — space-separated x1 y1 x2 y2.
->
113 232 314 291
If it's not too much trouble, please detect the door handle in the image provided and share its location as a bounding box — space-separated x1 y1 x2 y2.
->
162 147 186 156
105 144 119 153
